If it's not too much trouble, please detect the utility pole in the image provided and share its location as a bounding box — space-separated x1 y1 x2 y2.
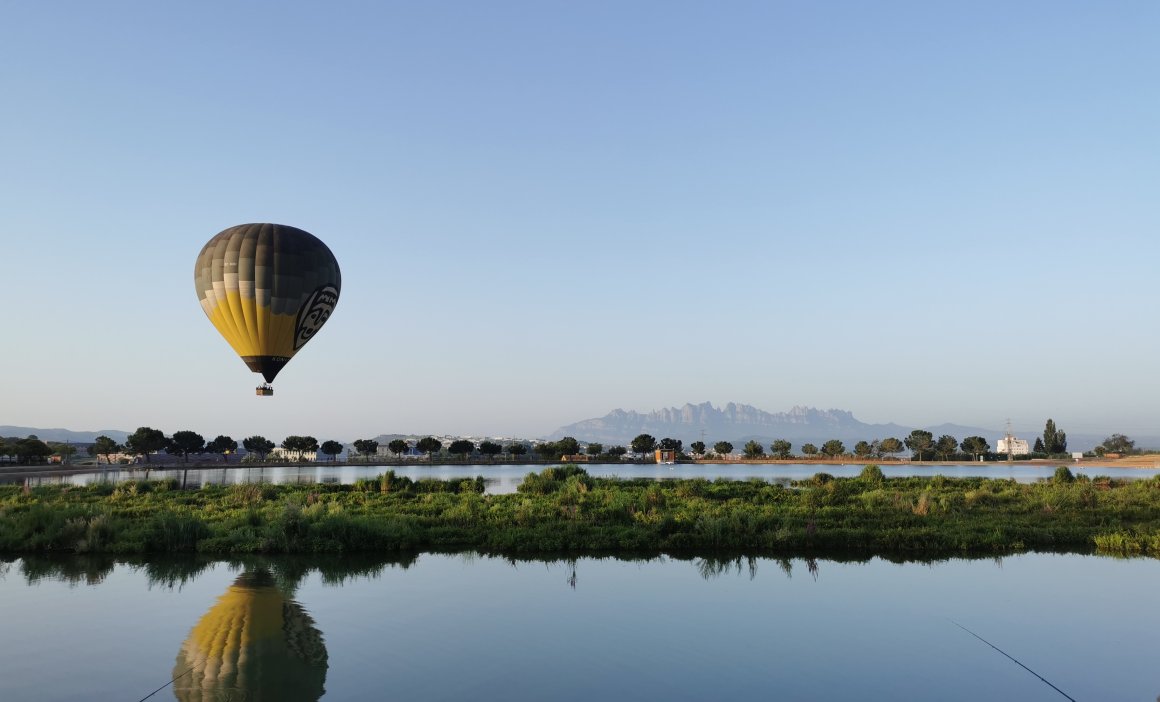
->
1005 419 1015 463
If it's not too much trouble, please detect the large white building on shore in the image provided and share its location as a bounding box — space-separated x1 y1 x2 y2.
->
996 437 1030 456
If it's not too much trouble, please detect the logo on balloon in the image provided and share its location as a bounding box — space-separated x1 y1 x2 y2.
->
294 285 339 350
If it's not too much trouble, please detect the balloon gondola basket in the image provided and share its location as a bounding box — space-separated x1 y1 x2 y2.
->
256 384 274 397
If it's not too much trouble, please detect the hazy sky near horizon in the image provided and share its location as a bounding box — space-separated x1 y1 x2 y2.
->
2 1 1157 442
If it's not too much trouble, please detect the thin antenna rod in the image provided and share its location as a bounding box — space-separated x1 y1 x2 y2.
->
1005 419 1015 463
950 620 1076 701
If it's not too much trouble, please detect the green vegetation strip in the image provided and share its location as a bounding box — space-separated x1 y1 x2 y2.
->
2 465 1159 556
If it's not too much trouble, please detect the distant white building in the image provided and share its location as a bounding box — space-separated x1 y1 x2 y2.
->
376 445 421 457
996 437 1030 456
270 447 317 462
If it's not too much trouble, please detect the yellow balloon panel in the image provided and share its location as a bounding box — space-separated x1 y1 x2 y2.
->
202 293 297 359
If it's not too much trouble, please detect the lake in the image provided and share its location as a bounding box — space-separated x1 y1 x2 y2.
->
7 461 1160 494
0 551 1156 701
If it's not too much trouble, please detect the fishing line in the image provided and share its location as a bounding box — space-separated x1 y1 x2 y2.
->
135 662 199 702
950 619 1077 701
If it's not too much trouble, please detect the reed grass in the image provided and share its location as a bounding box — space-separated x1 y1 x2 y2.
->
3 466 1160 556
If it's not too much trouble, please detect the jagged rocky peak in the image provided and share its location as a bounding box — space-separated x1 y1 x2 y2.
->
546 401 885 446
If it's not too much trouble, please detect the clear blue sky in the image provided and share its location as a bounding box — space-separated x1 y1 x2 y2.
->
2 1 1157 442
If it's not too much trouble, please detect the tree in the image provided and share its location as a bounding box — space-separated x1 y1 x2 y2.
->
631 434 657 457
585 443 603 457
1100 434 1136 455
281 436 319 460
821 439 846 458
415 437 442 458
934 434 958 461
243 435 275 461
206 435 238 463
479 441 503 460
801 443 818 457
770 439 792 459
166 431 205 463
713 441 734 456
1033 437 1045 454
125 427 168 463
960 436 990 461
659 437 683 452
853 441 872 459
387 439 409 457
535 442 559 460
556 437 581 456
89 435 122 464
878 437 903 457
1041 419 1067 455
47 442 78 463
352 439 380 460
607 446 628 459
904 430 934 461
13 436 51 464
507 443 528 459
689 441 706 457
743 440 765 458
320 440 344 461
448 439 475 460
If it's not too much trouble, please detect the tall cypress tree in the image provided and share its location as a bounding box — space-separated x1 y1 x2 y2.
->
1043 419 1058 455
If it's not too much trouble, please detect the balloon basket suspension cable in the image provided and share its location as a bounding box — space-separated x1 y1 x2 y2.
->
256 384 274 397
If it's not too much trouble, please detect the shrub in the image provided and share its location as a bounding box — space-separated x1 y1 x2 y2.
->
227 483 274 506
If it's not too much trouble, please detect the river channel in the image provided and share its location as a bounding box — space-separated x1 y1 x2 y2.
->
0 551 1156 700
6 462 1159 494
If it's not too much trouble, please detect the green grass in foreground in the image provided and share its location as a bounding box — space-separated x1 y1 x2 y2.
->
1 465 1159 556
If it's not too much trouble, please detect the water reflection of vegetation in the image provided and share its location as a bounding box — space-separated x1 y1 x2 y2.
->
2 550 1081 596
3 553 420 589
4 465 1160 557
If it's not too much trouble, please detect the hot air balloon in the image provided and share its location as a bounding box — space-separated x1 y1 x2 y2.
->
194 224 341 395
172 569 328 701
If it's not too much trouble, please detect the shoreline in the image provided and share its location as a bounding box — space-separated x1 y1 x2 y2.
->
1 455 1156 480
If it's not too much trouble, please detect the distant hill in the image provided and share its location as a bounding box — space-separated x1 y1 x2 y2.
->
0 426 130 444
546 402 1116 452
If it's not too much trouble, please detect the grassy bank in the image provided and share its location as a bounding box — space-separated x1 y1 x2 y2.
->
2 465 1159 557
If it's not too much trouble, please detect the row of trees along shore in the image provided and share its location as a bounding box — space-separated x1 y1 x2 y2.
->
0 419 1144 466
0 429 345 466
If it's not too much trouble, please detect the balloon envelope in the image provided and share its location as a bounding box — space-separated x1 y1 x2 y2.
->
194 224 341 383
173 570 328 702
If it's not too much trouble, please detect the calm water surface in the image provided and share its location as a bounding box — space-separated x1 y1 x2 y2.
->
9 461 1160 494
0 552 1157 701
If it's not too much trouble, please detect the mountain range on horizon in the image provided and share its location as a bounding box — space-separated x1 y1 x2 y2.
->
0 426 131 444
545 402 1125 453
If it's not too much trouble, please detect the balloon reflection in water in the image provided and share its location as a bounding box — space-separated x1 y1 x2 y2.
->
172 569 327 701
